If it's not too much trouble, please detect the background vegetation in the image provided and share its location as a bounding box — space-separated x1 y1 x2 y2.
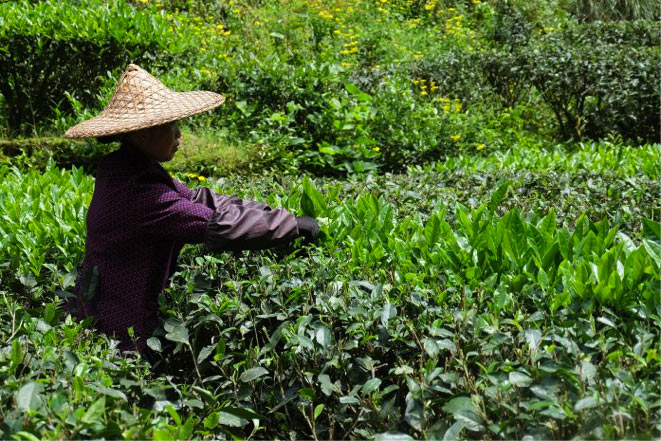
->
1 0 659 174
0 0 659 439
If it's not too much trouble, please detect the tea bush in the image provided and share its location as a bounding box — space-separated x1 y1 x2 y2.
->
0 166 92 299
0 137 113 173
1 1 659 437
0 0 195 136
1 140 659 439
0 296 170 439
525 20 660 141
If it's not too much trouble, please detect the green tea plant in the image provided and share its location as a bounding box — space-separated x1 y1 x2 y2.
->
525 20 660 141
0 137 114 173
0 0 203 136
0 166 93 300
148 175 660 439
2 137 659 438
0 291 191 439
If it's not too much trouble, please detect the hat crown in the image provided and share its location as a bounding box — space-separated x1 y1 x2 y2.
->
104 64 172 118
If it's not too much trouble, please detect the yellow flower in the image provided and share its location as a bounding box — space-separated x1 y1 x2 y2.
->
420 91 428 96
187 173 197 178
198 176 207 182
373 146 380 152
451 134 461 142
216 24 224 30
476 143 485 151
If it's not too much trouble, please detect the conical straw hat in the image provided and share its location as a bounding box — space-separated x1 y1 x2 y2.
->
64 64 225 138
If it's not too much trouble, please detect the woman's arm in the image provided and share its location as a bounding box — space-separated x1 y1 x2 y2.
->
191 187 271 212
204 204 299 251
137 178 301 251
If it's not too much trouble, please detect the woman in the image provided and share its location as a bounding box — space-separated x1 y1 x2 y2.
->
64 64 318 355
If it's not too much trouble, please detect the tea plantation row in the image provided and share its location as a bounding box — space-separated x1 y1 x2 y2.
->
0 141 659 439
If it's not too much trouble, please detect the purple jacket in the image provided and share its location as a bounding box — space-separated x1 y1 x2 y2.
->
66 144 299 353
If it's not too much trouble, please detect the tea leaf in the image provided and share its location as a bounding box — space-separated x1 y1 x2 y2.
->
240 367 269 383
16 382 44 412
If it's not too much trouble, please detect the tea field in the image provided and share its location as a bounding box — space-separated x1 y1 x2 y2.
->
1 140 659 440
1 0 660 439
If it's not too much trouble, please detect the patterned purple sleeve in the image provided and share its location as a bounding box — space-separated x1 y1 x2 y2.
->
135 179 214 243
174 180 195 200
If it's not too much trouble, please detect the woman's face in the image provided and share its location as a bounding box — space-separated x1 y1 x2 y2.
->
126 121 182 162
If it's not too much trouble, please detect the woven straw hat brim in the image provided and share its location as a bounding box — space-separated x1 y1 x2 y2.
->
65 91 224 138
64 64 225 139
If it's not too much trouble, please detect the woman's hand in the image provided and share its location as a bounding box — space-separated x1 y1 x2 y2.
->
296 216 319 243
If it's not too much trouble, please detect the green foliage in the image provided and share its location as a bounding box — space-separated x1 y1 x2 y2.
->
1 1 659 438
163 130 256 177
434 140 661 179
4 0 657 174
569 0 661 21
0 292 200 440
0 166 92 299
1 141 659 439
0 137 113 173
0 0 193 136
525 20 660 141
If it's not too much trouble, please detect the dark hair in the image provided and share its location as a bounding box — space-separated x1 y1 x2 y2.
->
96 134 124 144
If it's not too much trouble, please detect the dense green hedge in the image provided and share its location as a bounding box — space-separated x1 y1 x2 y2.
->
0 0 192 136
0 138 113 173
526 20 660 141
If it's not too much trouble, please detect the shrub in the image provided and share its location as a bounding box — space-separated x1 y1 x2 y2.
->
480 50 529 109
485 1 534 50
0 0 193 136
0 137 113 173
367 76 454 169
1 142 660 439
569 0 660 21
525 20 660 141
